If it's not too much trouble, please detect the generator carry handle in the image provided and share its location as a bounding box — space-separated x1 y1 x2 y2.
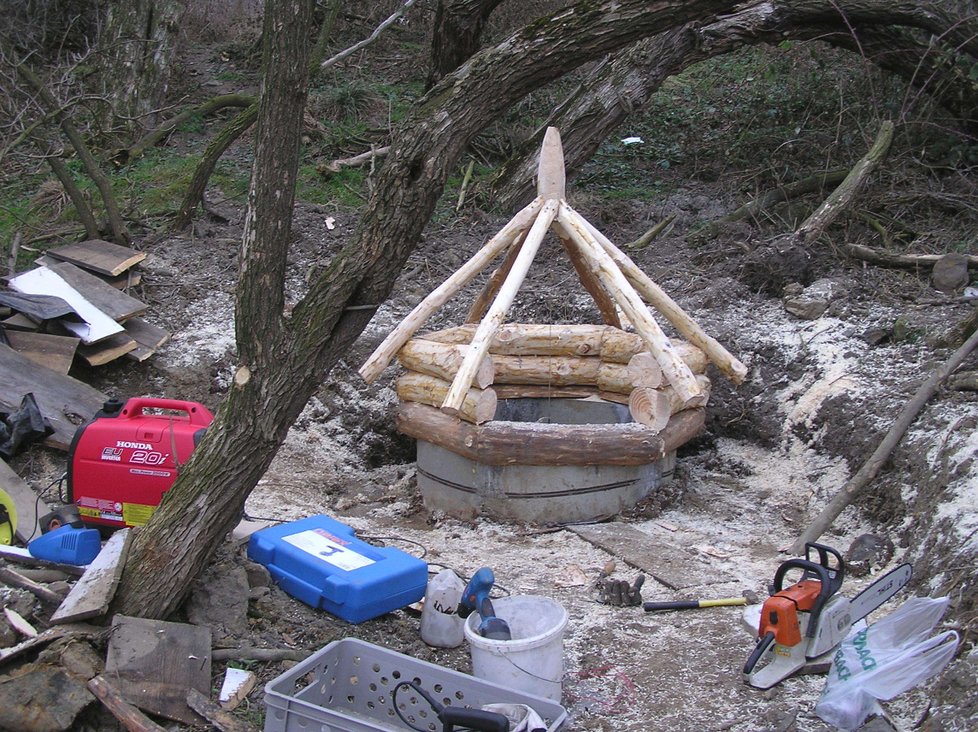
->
119 397 214 425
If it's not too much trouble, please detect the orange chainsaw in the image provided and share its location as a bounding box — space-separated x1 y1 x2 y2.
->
743 543 911 689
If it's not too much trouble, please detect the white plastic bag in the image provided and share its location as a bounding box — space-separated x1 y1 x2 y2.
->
815 596 959 730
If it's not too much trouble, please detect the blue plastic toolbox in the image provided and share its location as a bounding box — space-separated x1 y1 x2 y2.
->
247 515 427 624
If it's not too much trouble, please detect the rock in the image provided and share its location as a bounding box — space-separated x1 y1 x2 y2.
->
57 641 104 681
244 559 272 589
185 561 250 643
846 534 895 577
783 277 847 320
0 665 92 732
863 327 890 346
931 253 970 294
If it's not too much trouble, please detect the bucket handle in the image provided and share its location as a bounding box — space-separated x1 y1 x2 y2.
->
120 397 214 426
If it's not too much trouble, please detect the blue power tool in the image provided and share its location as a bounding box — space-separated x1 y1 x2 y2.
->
458 567 512 640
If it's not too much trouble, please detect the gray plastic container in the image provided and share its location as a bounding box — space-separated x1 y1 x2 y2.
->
263 637 568 732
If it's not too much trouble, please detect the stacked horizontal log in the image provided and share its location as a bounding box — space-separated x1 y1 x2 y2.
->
394 323 711 429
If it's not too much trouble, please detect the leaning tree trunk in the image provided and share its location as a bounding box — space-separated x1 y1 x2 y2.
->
96 0 186 136
489 0 978 209
113 0 735 620
112 0 318 615
426 0 504 90
174 103 259 228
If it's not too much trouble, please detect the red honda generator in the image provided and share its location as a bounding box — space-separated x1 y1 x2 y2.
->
67 397 214 530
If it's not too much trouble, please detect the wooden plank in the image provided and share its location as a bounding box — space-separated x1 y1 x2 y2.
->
0 342 107 449
36 254 141 290
568 522 735 590
0 544 85 577
77 331 138 366
5 331 78 374
105 615 211 725
45 239 146 277
8 267 124 344
123 317 170 362
43 261 146 322
1 313 39 331
51 529 130 624
0 459 48 543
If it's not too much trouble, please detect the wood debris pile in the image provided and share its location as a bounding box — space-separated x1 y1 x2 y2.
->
0 239 169 449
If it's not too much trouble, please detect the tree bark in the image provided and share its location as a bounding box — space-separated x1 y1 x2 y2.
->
113 0 748 619
426 0 504 90
96 0 186 134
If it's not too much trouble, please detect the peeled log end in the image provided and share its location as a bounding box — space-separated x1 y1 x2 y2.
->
629 387 671 432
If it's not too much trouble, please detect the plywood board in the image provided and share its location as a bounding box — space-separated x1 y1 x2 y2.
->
5 331 78 374
0 342 106 449
123 317 170 362
45 239 146 277
569 522 736 590
1 313 40 331
43 261 146 322
8 268 124 345
51 529 131 624
0 459 48 543
105 615 211 725
36 254 142 290
77 331 137 366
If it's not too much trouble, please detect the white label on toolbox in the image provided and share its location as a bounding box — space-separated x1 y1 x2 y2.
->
283 528 375 571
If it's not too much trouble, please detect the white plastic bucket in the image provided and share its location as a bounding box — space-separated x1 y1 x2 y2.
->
463 595 568 701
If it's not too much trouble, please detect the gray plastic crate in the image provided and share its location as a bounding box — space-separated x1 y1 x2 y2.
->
263 637 568 732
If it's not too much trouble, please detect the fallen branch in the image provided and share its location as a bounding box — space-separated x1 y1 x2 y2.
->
317 145 390 175
844 242 978 270
792 323 978 553
88 675 168 732
319 0 419 69
0 563 65 604
625 215 675 250
187 689 258 732
797 121 894 246
210 646 311 662
725 169 848 225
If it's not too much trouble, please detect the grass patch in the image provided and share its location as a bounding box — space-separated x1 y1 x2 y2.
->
297 164 367 210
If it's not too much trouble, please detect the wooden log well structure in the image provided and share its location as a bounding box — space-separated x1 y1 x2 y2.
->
359 128 747 522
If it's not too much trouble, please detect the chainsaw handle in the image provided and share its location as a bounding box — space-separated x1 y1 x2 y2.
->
119 397 214 426
805 542 845 594
743 631 776 675
773 559 835 637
